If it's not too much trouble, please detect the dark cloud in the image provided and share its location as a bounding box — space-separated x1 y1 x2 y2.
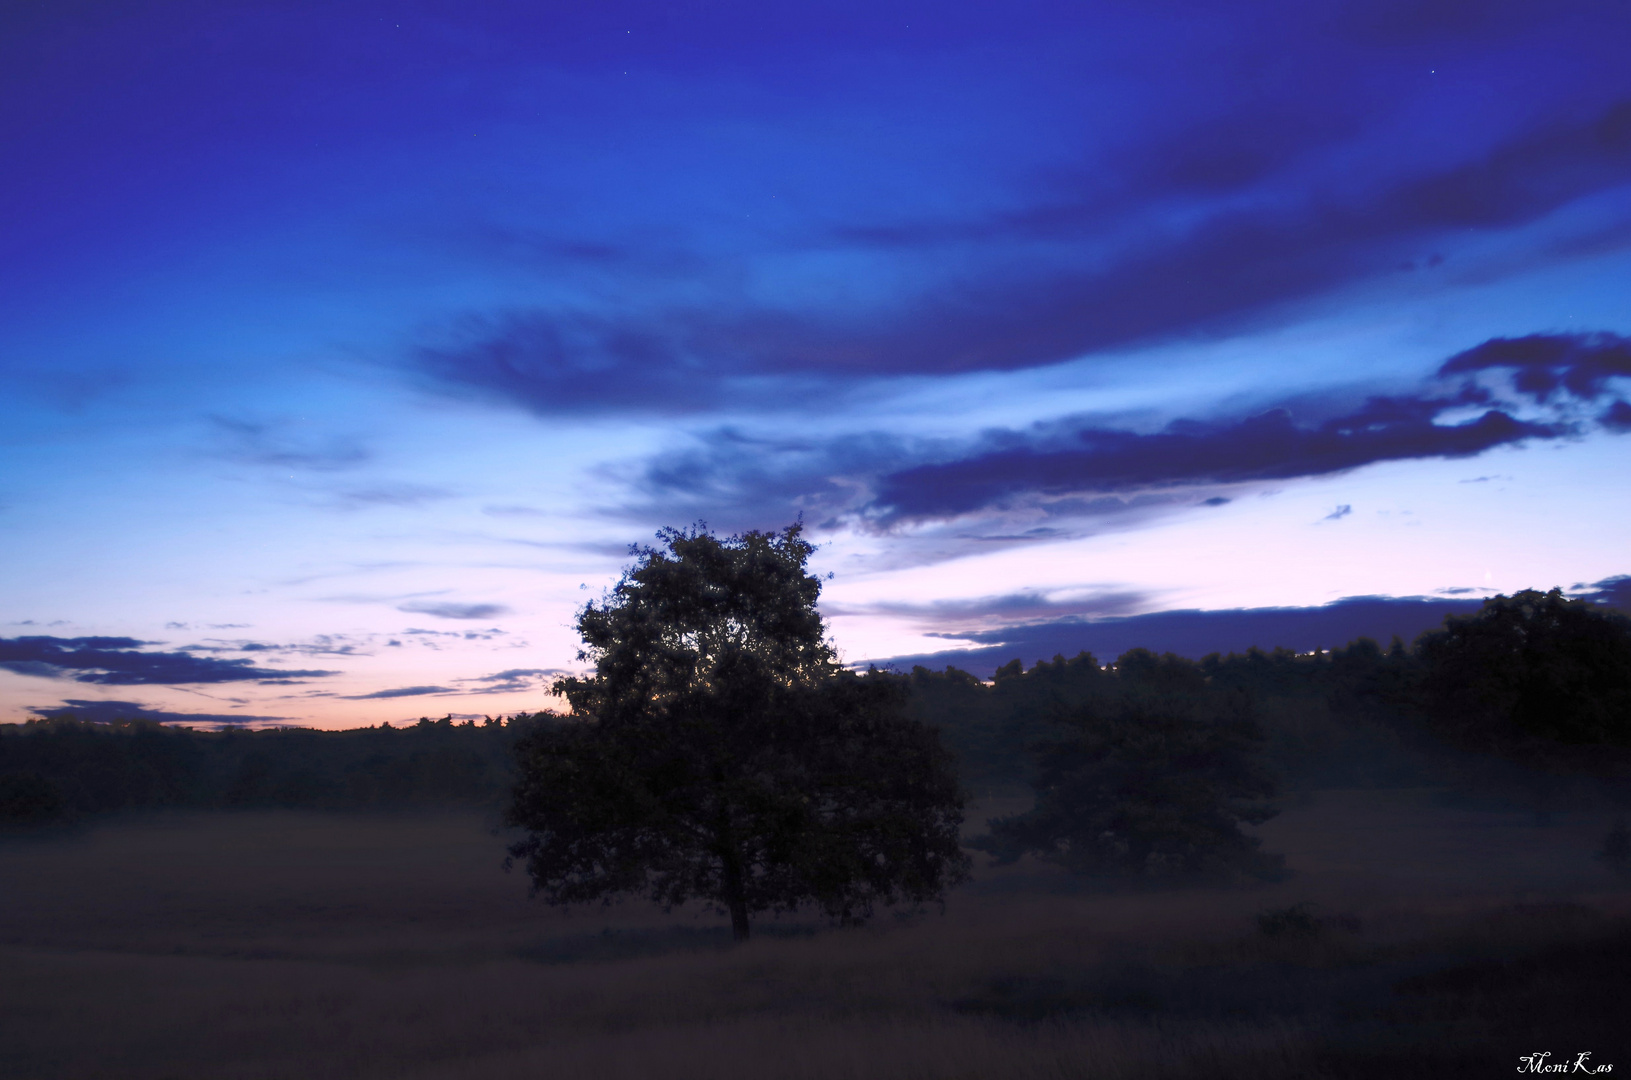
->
26 699 288 725
627 426 917 532
0 636 338 685
343 685 455 700
825 103 1631 375
830 589 1149 627
1577 574 1631 612
869 595 1497 677
452 668 565 695
1438 332 1631 402
414 310 749 414
178 635 364 658
625 331 1626 534
465 668 557 682
396 601 512 621
413 100 1631 414
868 395 1561 524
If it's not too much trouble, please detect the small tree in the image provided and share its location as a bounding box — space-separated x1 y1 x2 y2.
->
974 651 1282 881
506 524 968 940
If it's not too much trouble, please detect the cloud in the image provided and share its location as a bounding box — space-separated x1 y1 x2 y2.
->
396 601 513 620
177 634 367 658
208 415 368 471
335 669 561 702
870 572 1631 676
830 588 1151 628
625 426 918 532
325 484 454 510
482 504 550 517
622 332 1622 537
413 310 755 414
410 101 1631 415
27 699 289 725
0 636 339 685
867 394 1561 525
822 102 1631 375
1322 504 1353 521
451 667 565 694
342 685 455 700
1439 332 1631 403
868 594 1497 677
397 627 509 643
1577 574 1631 612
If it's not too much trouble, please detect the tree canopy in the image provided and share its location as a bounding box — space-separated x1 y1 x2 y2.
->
974 650 1283 881
1417 588 1631 748
505 524 968 939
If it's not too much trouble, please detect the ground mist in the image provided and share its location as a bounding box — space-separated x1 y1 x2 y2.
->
1 789 1628 1079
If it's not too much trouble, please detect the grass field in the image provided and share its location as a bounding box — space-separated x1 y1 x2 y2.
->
2 790 1628 1079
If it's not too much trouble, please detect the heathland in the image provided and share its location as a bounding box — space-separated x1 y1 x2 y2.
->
4 596 1631 1078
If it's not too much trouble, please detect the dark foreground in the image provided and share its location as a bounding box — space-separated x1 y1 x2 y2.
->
2 791 1628 1079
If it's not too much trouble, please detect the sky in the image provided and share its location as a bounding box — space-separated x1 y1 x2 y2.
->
3 0 1629 727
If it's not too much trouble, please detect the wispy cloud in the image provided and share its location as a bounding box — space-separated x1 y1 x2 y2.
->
341 685 454 700
396 601 513 620
0 636 338 686
208 415 369 472
27 699 289 725
451 667 565 694
830 588 1151 629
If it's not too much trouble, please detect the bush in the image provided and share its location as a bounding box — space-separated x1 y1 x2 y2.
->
0 771 67 824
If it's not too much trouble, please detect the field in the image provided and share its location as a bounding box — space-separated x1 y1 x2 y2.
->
2 791 1628 1079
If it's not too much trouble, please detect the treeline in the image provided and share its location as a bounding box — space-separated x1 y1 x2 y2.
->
0 714 552 824
925 588 1631 794
6 589 1629 827
914 638 1428 795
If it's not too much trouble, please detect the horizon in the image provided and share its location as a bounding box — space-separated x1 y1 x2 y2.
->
4 1 1629 728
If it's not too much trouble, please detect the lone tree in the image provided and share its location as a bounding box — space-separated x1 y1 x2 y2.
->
974 650 1283 881
506 523 968 940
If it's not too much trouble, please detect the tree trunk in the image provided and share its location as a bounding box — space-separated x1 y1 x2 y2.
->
728 893 751 942
721 846 751 941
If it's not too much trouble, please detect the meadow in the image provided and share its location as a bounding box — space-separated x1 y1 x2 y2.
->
2 789 1627 1079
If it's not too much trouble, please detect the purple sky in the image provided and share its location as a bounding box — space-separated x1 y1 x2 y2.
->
3 1 1629 726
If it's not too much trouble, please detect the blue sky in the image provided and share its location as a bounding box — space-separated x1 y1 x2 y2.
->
3 0 1629 726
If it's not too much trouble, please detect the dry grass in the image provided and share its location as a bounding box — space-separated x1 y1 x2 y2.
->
1 792 1628 1079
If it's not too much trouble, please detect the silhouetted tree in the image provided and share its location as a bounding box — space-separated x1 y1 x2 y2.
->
1417 589 1631 748
505 524 968 940
975 650 1282 881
